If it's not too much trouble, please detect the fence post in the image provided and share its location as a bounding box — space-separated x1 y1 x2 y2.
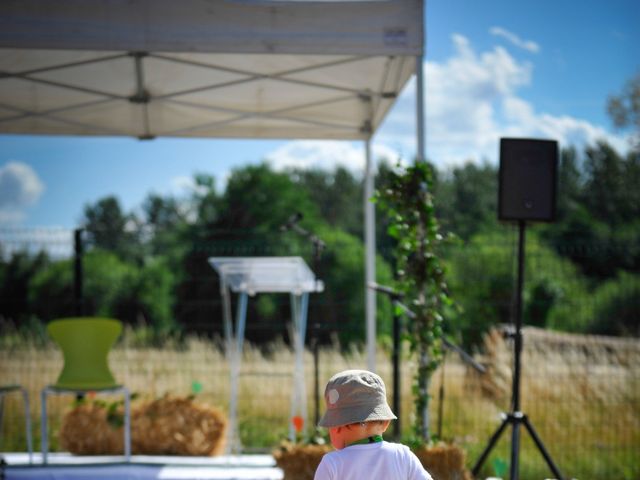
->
74 228 84 316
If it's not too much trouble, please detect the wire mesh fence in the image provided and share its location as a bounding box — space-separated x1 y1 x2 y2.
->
0 225 638 479
1 330 638 479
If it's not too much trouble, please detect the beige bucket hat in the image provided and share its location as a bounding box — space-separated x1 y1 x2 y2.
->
318 369 397 428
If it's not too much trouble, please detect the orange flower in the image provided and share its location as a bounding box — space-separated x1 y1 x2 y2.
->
292 415 304 433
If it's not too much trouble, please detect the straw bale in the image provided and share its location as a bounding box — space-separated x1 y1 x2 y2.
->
132 395 227 456
272 442 332 480
59 402 125 455
467 327 512 401
60 395 227 456
468 325 640 403
413 443 473 480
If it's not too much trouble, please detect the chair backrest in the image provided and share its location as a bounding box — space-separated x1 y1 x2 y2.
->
48 317 123 390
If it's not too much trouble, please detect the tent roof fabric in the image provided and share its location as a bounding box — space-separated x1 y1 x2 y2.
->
0 0 423 140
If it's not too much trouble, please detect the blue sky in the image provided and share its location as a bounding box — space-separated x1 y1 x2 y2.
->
1 0 638 231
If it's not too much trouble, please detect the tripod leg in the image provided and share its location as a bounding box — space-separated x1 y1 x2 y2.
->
472 415 510 477
510 417 521 480
522 415 565 480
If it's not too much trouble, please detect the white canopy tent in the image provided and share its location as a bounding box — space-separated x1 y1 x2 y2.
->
209 256 323 452
0 0 425 369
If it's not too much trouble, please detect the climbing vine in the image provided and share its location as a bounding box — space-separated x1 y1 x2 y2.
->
375 160 455 444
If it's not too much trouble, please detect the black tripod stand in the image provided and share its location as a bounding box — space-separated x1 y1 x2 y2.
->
471 221 565 480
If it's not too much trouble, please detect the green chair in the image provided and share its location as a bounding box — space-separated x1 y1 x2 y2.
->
41 317 130 463
0 384 33 463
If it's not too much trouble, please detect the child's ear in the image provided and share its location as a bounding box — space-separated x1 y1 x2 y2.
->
381 420 391 432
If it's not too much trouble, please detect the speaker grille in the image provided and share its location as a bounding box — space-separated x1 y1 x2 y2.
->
498 138 558 222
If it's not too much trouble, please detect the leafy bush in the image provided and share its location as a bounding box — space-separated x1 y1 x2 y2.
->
447 230 591 348
28 249 178 335
552 272 640 336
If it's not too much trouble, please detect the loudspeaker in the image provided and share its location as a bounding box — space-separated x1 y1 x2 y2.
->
498 138 558 222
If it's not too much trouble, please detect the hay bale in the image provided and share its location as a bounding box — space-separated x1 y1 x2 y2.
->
473 327 512 401
60 395 226 456
132 395 226 456
468 325 640 403
273 442 332 480
59 402 125 455
413 443 473 480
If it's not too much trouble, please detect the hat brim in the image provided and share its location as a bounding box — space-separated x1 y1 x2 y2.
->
318 402 397 428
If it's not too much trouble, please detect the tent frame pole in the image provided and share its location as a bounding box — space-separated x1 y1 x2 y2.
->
416 54 426 163
364 136 376 372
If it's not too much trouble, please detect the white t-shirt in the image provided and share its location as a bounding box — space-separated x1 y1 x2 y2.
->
313 441 433 480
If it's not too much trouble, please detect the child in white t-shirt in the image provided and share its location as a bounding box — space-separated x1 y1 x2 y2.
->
314 369 433 480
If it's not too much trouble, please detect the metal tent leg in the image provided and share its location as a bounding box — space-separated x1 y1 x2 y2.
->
289 293 309 440
226 291 248 453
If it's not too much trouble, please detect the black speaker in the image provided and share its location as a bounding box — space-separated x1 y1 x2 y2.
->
498 138 558 222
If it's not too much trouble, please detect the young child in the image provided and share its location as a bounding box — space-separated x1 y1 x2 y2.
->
314 369 433 480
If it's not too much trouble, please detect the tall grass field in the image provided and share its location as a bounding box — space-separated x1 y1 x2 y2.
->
1 326 638 480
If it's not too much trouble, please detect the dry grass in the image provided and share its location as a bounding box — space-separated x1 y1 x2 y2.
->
1 328 638 479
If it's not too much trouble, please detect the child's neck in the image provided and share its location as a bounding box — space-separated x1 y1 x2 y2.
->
337 423 385 449
346 434 383 447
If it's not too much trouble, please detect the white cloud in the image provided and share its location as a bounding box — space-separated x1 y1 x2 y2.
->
171 175 196 194
0 161 44 224
170 172 229 198
251 33 630 176
490 26 540 53
376 33 631 168
265 140 403 175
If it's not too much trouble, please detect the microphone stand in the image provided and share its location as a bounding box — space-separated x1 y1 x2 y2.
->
368 283 405 439
282 215 326 427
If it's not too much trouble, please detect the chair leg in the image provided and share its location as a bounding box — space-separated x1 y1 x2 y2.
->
0 393 4 448
41 388 49 464
122 387 131 462
20 387 33 464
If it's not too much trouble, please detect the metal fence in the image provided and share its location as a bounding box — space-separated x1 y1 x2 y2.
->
1 330 638 480
0 226 639 479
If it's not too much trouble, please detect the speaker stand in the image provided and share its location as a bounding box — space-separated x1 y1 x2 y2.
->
471 221 565 480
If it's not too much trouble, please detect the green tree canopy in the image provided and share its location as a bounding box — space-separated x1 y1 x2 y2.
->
83 196 142 263
607 72 640 150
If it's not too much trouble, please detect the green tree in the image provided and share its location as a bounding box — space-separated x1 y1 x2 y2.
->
543 143 640 279
309 226 393 345
292 166 363 238
27 257 74 321
174 163 394 346
112 256 178 335
547 271 639 336
585 272 640 336
0 250 50 323
435 162 499 240
555 146 584 220
177 164 330 339
607 72 640 150
447 230 590 347
583 142 631 225
141 193 190 270
83 196 142 263
29 249 178 335
143 194 185 230
190 173 221 228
